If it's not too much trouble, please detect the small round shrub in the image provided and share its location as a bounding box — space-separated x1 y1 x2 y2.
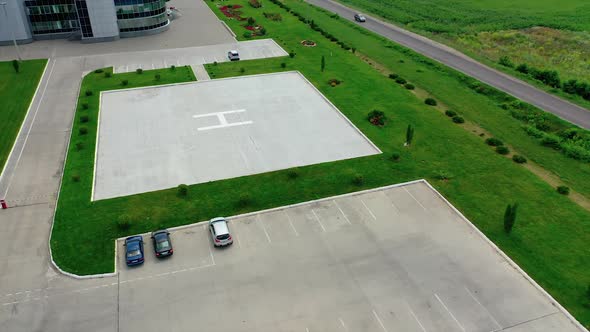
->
236 194 253 208
243 31 252 38
281 62 287 68
136 68 143 74
287 170 299 179
247 17 256 25
94 69 104 74
557 186 570 195
367 110 386 126
391 152 400 161
117 215 131 231
452 116 465 124
79 127 88 135
404 83 415 90
155 74 161 81
104 72 112 78
496 146 510 155
75 142 84 151
82 103 89 110
395 78 407 84
434 170 452 180
85 90 93 97
445 110 456 117
289 52 296 58
512 155 527 163
424 98 437 106
485 137 503 146
170 65 176 70
240 67 246 74
352 174 364 186
80 115 89 123
177 184 189 197
121 79 129 86
213 61 218 66
72 174 80 182
388 73 399 79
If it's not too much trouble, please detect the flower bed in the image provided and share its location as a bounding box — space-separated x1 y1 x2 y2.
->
219 5 246 20
301 40 317 47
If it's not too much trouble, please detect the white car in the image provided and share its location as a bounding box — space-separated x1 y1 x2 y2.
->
228 50 240 61
209 217 233 247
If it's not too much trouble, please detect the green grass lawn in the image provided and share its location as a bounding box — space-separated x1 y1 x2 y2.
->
52 0 590 326
0 59 47 173
331 0 590 110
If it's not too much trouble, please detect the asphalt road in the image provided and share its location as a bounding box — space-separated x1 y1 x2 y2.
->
305 0 590 129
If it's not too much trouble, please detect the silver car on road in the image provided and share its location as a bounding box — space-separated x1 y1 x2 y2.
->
209 217 233 247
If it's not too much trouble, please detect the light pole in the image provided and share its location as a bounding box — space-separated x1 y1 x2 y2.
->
0 2 22 61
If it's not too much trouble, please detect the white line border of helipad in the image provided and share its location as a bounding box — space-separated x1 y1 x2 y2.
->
91 70 381 201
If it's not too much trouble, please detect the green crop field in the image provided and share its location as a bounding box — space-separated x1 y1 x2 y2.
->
51 0 590 327
0 59 47 173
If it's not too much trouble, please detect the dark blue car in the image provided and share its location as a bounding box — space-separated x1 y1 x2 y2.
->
124 236 144 266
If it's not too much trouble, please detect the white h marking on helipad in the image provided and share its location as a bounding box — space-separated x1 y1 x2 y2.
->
193 109 253 131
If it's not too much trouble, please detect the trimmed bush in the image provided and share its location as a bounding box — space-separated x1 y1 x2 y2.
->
85 89 93 97
243 31 252 38
540 134 560 149
170 65 176 70
82 103 89 110
388 73 399 79
424 98 437 106
391 152 400 161
395 78 407 84
281 62 287 68
445 110 456 117
289 51 296 58
367 110 386 126
352 175 364 186
434 170 453 180
496 146 510 155
287 169 299 179
104 72 112 78
236 194 253 208
177 184 189 197
75 142 84 151
404 83 415 90
247 17 256 25
72 174 80 182
498 56 513 68
155 74 161 81
512 155 527 163
136 68 143 74
485 137 504 146
557 186 570 195
79 127 88 135
121 79 129 86
117 215 131 231
452 116 465 124
94 69 104 74
80 115 89 123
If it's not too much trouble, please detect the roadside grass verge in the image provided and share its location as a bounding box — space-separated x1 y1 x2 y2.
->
0 59 47 173
52 0 589 326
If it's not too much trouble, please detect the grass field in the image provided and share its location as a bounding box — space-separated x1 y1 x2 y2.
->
0 59 47 174
51 0 590 326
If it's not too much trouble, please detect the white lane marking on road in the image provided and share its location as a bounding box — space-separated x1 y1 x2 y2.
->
435 294 465 332
306 328 310 332
311 209 326 232
257 215 272 243
361 199 377 220
334 200 352 225
2 59 56 198
193 109 253 131
464 286 502 330
339 318 349 331
208 244 216 265
284 210 299 236
403 187 427 211
373 310 389 332
406 302 427 332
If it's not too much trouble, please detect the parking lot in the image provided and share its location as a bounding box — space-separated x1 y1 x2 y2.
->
115 181 580 332
94 71 379 200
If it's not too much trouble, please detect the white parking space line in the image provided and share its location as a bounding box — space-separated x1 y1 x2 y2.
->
403 187 427 211
257 215 272 243
382 191 400 213
311 209 326 232
339 318 349 331
361 199 377 220
435 294 465 332
373 310 389 332
284 210 299 236
306 328 310 332
334 200 352 225
464 287 502 330
208 245 216 266
406 302 427 332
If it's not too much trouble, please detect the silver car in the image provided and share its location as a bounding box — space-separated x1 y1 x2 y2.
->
227 50 240 61
209 217 233 247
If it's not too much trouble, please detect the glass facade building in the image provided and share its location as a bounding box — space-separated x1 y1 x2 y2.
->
2 0 169 43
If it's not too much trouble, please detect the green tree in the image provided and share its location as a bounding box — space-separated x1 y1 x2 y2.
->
503 203 518 234
405 124 414 146
12 59 19 73
321 55 325 72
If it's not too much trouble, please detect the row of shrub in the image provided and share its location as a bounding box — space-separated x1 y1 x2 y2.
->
267 0 355 52
523 125 590 162
499 56 590 101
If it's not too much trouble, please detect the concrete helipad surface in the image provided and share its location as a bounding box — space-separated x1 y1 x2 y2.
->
94 71 380 200
113 181 582 332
